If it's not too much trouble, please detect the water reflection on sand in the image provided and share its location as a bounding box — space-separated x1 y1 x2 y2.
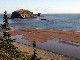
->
12 35 80 59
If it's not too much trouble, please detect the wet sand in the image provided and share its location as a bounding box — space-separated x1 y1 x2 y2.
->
9 28 80 59
10 28 80 43
12 42 78 60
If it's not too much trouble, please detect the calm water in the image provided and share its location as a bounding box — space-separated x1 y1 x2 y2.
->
0 14 80 59
0 14 80 31
12 35 80 59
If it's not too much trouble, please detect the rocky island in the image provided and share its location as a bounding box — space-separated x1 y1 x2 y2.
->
11 9 39 19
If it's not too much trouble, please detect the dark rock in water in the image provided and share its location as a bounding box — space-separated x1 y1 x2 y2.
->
37 13 41 16
11 9 38 19
41 18 46 20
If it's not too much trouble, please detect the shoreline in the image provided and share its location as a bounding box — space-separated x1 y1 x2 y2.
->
9 17 37 20
10 28 80 43
12 41 78 60
0 27 80 59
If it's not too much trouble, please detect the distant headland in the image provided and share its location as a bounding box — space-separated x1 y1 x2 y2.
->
11 9 41 19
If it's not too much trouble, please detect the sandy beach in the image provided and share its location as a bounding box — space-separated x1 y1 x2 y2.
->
12 42 78 60
9 28 80 60
0 28 79 60
10 28 80 43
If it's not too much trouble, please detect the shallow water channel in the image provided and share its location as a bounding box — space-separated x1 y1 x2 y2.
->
12 35 80 59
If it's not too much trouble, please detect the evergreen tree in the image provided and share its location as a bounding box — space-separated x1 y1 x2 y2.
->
28 41 40 60
0 11 27 60
0 11 41 60
1 11 10 30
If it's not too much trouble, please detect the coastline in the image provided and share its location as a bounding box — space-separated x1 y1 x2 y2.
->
12 41 78 60
8 27 80 59
10 28 80 43
0 27 80 59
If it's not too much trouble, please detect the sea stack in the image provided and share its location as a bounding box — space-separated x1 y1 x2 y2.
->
11 9 37 19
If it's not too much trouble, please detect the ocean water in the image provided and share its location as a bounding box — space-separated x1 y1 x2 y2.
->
0 14 80 31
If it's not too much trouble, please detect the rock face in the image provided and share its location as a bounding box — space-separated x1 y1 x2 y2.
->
11 9 37 19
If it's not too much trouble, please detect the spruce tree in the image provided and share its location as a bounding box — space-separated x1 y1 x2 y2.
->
0 11 41 60
0 11 27 60
29 41 40 60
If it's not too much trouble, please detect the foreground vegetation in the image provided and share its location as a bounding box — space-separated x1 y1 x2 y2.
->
0 11 40 60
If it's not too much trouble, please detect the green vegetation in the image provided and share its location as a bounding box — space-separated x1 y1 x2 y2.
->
0 11 27 60
0 11 40 60
28 41 41 60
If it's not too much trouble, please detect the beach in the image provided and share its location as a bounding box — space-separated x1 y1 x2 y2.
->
12 42 78 60
0 26 80 59
8 27 80 59
9 27 80 59
10 28 80 43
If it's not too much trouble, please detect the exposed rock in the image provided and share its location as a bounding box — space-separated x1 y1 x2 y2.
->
37 13 41 16
11 9 38 19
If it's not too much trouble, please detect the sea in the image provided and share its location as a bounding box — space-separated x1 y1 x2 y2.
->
0 14 80 31
0 14 80 59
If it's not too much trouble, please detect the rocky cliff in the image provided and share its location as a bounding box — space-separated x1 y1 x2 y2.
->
11 9 38 19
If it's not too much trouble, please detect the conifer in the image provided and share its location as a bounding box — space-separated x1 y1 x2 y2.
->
0 11 41 60
29 41 40 60
0 11 27 60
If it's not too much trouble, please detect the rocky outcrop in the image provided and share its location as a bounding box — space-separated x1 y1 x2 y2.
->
11 9 38 19
37 13 41 16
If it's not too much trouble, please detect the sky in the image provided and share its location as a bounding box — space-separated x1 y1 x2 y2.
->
0 0 80 14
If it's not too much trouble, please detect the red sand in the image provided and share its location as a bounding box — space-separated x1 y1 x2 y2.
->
10 30 26 36
10 28 80 43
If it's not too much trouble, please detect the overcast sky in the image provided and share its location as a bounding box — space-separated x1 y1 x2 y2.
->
0 0 80 14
